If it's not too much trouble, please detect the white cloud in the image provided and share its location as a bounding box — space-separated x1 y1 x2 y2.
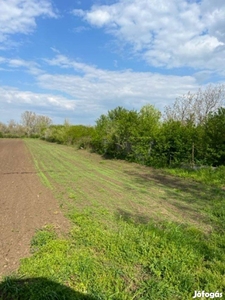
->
193 70 214 83
0 83 105 124
0 0 56 46
0 86 75 110
2 53 223 124
73 26 89 33
40 54 199 112
0 56 43 75
72 0 225 72
201 0 225 43
44 54 102 75
86 7 112 27
72 9 85 18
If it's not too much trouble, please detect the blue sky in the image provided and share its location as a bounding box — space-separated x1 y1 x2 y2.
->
0 0 225 125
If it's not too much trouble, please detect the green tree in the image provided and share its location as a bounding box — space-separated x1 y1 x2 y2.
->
204 107 225 166
150 119 198 167
138 104 161 136
130 105 161 164
93 107 139 158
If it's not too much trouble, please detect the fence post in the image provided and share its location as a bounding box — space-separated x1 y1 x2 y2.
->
192 143 195 168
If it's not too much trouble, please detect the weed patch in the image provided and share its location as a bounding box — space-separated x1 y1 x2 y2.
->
30 225 58 254
165 166 225 188
14 215 225 299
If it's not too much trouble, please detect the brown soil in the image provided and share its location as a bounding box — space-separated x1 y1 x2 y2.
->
0 139 70 279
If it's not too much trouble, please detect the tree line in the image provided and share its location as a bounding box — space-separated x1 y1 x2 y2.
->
0 111 52 138
1 84 225 167
0 111 94 148
92 84 225 167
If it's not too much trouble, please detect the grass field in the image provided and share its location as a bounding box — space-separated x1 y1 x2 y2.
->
1 139 225 299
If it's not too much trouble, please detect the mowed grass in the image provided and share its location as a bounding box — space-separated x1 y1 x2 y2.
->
1 139 225 300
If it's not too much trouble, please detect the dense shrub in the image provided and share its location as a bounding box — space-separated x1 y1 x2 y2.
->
43 124 95 148
91 104 225 167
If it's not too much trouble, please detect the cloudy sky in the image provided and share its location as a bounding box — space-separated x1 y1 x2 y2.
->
0 0 224 125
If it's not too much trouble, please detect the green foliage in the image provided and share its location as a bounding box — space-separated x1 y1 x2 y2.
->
204 107 225 166
91 102 225 167
92 105 199 167
14 215 225 299
138 104 161 136
90 85 225 167
151 120 196 166
165 165 225 188
43 124 95 148
92 107 140 158
92 105 162 163
30 226 57 254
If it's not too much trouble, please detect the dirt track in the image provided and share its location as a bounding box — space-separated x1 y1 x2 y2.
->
0 139 70 278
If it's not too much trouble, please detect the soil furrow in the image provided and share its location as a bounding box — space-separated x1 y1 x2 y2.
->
0 139 70 279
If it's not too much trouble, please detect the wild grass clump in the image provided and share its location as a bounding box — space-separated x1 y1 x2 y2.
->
165 166 225 187
11 213 225 299
30 225 57 254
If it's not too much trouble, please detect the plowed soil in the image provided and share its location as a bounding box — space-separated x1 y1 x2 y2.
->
0 139 70 278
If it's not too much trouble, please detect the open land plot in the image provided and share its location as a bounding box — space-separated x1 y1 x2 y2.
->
24 139 219 232
1 139 224 299
0 139 70 278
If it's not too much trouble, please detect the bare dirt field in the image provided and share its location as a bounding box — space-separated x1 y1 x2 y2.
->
0 139 70 278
